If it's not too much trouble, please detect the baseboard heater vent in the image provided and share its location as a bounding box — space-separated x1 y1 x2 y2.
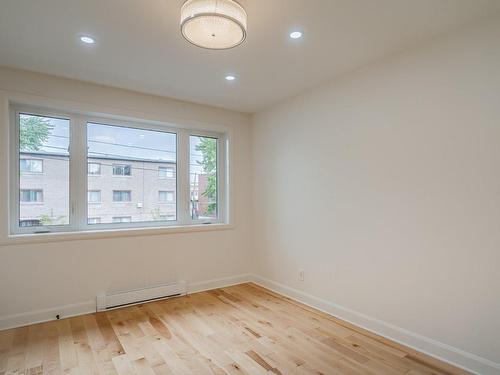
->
96 281 187 311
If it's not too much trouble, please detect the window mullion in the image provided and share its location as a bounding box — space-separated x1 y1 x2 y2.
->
70 115 87 231
177 130 190 225
10 109 20 234
218 135 227 224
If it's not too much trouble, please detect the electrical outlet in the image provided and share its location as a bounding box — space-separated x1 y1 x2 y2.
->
299 269 304 281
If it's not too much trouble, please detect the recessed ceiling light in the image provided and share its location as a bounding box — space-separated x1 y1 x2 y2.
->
80 36 95 44
225 75 236 81
289 31 303 39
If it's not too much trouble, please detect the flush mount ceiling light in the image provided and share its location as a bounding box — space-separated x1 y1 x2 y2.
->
180 0 247 50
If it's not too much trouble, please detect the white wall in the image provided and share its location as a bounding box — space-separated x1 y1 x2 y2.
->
252 16 500 372
0 67 253 324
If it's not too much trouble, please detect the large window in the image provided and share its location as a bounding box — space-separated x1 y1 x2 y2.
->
10 106 226 234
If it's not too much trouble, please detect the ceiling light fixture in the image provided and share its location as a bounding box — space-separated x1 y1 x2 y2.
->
180 0 247 50
225 75 236 81
79 36 95 44
289 31 303 39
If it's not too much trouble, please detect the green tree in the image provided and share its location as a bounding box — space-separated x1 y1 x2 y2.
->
39 214 66 226
19 115 53 151
196 138 217 214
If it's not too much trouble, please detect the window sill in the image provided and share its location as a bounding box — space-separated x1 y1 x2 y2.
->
1 223 234 246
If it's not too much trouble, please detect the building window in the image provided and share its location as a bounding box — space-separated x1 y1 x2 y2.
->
88 190 101 203
159 215 176 221
112 164 131 176
88 162 101 175
11 106 225 235
113 190 131 202
158 166 175 178
112 216 132 223
19 219 42 227
20 189 43 203
159 191 175 203
20 159 43 173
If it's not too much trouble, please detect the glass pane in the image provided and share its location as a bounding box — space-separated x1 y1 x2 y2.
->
87 123 177 224
19 113 70 227
190 135 218 220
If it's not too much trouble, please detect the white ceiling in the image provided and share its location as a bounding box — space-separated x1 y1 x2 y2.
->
1 0 499 113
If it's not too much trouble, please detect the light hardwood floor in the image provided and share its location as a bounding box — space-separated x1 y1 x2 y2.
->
0 283 469 375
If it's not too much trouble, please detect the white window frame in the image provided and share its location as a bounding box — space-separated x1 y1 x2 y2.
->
9 104 227 235
10 108 75 235
189 134 223 224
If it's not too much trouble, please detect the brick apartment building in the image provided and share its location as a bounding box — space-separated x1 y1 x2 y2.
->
19 151 210 226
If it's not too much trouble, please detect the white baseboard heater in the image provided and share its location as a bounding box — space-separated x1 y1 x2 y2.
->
96 281 187 311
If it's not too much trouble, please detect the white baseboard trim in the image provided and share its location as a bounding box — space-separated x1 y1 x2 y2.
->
187 273 253 294
250 274 500 375
0 300 96 331
0 274 253 331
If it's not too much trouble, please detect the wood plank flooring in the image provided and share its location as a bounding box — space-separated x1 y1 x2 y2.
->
0 283 469 375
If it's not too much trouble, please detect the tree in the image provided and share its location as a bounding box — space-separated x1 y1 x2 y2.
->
196 138 217 214
19 115 53 151
39 214 66 226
